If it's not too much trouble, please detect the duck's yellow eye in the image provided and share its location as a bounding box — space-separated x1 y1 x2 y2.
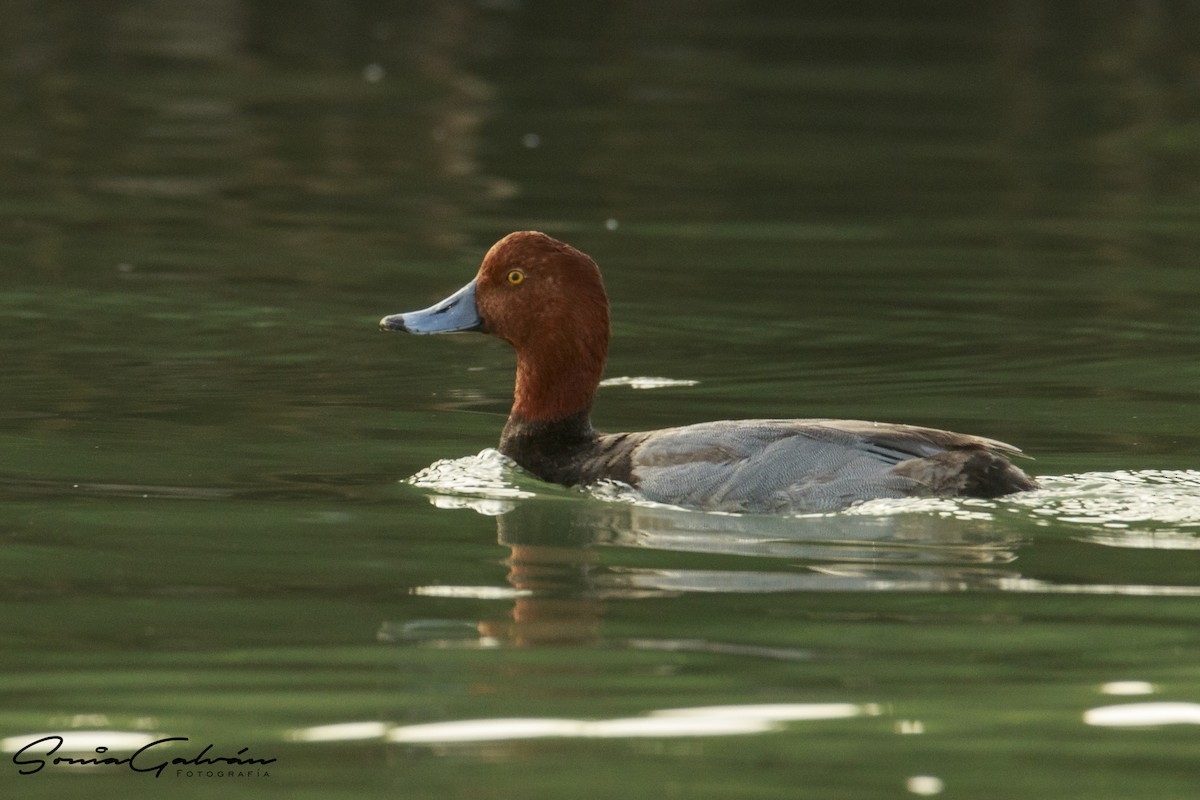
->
506 269 525 285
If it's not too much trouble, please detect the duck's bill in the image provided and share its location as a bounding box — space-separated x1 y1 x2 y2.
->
379 280 482 334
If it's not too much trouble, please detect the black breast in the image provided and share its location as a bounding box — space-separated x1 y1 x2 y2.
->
499 411 645 487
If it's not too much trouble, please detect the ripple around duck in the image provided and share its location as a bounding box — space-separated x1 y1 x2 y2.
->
408 456 1200 545
1010 470 1200 547
405 449 552 514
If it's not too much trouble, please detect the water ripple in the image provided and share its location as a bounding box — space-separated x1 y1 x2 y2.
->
406 449 538 512
1012 469 1200 546
598 376 701 389
409 457 1200 550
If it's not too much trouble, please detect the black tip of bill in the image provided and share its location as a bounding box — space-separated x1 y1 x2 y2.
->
378 280 482 335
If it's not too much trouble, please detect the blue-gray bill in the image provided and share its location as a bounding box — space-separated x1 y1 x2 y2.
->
379 280 482 334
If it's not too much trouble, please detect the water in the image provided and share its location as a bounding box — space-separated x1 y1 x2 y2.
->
3 2 1200 798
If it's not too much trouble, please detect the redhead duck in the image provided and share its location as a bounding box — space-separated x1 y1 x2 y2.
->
380 232 1038 513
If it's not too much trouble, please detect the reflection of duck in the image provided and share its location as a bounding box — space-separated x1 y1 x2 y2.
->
479 502 604 647
382 231 1037 513
462 498 1026 648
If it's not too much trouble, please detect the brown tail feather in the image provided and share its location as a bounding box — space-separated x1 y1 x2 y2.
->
892 449 1039 498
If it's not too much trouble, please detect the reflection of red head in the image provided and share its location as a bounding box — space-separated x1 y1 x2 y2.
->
477 544 602 647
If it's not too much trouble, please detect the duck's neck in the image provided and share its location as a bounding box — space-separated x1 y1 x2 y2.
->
508 328 606 424
499 343 605 481
511 352 599 422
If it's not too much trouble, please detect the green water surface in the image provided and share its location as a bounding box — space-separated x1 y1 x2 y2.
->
2 3 1200 798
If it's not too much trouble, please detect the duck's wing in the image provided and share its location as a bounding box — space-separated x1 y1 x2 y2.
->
627 419 1035 513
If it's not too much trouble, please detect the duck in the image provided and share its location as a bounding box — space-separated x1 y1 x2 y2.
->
380 231 1038 513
